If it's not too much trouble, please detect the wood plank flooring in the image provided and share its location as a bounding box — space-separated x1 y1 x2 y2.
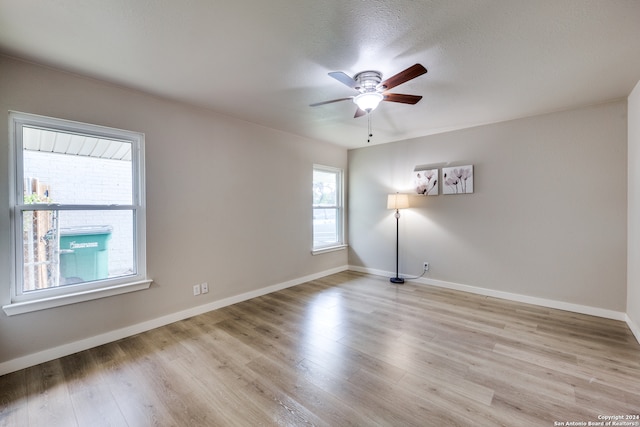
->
1 271 639 426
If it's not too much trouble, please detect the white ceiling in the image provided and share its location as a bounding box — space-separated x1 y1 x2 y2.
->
1 0 639 149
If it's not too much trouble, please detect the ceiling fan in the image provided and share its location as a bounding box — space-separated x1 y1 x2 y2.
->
310 63 427 118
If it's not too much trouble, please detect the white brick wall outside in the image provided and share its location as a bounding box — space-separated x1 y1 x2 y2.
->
24 151 134 276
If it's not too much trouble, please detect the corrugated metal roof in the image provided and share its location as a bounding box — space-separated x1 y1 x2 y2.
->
23 127 131 161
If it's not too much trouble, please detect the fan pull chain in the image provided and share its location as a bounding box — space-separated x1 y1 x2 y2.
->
367 113 373 143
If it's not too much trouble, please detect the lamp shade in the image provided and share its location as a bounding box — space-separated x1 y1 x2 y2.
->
387 193 409 210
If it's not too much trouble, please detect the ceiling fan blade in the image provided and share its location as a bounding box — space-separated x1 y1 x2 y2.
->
383 93 423 104
378 63 427 91
310 97 353 107
328 71 358 89
354 107 367 118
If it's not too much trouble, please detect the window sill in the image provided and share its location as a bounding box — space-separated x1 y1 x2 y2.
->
2 279 152 316
312 244 348 255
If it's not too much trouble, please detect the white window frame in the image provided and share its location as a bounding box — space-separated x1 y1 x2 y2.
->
312 164 346 254
3 112 151 316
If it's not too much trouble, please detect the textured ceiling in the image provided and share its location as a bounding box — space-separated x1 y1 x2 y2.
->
1 0 639 149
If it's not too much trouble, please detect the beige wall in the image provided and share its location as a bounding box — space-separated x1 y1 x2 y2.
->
628 80 640 337
349 101 628 312
0 56 348 366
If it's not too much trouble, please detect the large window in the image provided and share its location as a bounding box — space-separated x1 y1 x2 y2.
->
312 165 345 252
4 112 150 315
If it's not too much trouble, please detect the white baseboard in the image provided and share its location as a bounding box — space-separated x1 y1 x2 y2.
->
0 265 349 376
627 314 640 344
349 265 628 321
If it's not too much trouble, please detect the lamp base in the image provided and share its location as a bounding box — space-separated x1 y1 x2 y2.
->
390 277 405 284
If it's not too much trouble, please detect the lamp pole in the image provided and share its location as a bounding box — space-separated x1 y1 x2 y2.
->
387 193 408 284
390 208 404 284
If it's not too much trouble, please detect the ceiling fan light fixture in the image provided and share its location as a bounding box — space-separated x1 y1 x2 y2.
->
353 92 383 112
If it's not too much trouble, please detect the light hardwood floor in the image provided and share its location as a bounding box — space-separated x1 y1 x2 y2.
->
1 271 639 426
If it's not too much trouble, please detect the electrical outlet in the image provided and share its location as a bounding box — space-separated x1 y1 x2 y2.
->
201 282 209 294
423 262 429 271
193 284 201 296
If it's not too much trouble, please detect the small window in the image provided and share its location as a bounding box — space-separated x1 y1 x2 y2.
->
312 165 344 252
4 112 150 315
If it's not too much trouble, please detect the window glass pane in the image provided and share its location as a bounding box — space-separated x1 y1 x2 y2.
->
313 208 338 246
22 209 135 291
22 127 132 205
313 170 337 206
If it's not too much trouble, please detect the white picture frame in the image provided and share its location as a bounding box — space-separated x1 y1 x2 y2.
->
442 165 473 194
413 168 438 195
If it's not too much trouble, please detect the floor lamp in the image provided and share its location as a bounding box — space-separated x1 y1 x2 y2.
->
387 193 409 284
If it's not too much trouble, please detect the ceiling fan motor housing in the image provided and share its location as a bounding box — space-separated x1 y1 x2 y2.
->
354 71 382 93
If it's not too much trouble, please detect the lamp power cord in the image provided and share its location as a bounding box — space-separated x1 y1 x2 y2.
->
398 266 428 281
